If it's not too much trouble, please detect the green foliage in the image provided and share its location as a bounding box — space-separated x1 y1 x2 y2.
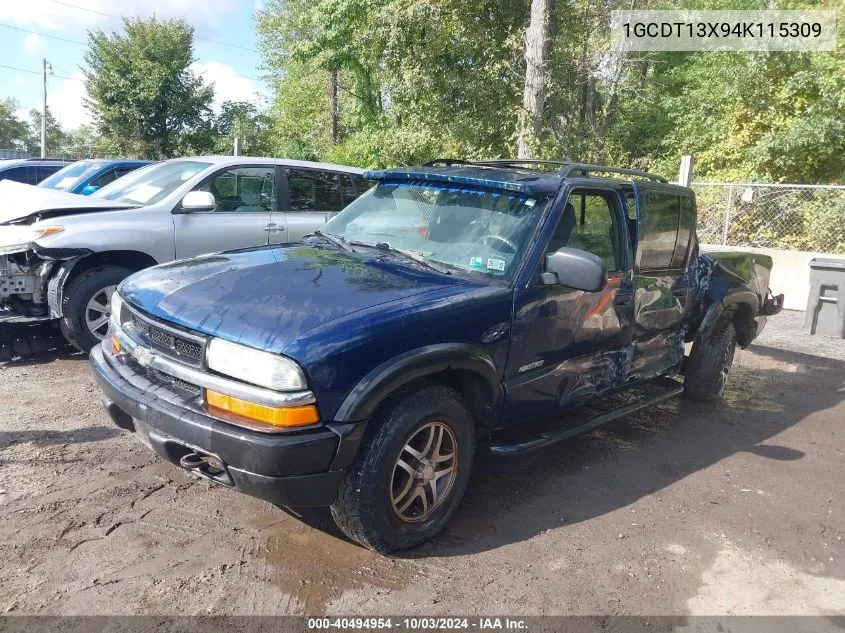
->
213 101 275 156
257 0 526 165
257 0 845 188
24 109 68 156
83 16 214 159
0 98 29 150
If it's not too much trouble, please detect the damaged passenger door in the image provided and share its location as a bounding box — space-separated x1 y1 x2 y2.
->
628 187 695 382
504 184 636 424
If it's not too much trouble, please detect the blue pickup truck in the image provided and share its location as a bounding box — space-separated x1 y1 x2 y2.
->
91 160 783 552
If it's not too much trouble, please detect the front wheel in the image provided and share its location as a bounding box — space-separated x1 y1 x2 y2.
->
683 320 737 402
59 266 132 353
330 384 475 553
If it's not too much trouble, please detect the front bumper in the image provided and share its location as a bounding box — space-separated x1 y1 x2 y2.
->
91 343 362 507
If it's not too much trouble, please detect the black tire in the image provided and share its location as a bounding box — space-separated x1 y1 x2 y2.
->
59 266 132 353
683 319 737 402
330 383 475 553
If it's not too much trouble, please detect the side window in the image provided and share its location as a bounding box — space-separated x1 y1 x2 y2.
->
197 167 275 212
350 175 376 196
639 192 680 270
36 166 62 182
1 166 37 184
287 168 344 212
90 169 119 189
549 191 621 273
340 174 357 205
671 195 695 268
625 193 637 219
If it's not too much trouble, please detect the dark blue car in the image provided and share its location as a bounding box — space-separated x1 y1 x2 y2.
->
38 159 152 195
90 159 781 552
0 158 74 185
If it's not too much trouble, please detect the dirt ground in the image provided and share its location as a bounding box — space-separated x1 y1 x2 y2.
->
0 309 843 616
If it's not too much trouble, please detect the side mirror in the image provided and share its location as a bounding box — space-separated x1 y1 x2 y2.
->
541 247 607 292
178 190 216 213
81 185 99 195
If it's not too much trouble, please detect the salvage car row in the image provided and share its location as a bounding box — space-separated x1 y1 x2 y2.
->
1 155 783 553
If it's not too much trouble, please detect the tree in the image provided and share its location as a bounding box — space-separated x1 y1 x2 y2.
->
25 109 68 157
257 0 526 166
256 0 845 183
517 0 552 159
0 98 29 151
83 17 214 159
213 101 274 156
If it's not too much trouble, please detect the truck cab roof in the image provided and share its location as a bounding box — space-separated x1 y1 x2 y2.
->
365 159 680 197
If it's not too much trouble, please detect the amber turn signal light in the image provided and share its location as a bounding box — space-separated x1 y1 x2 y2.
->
204 389 319 429
111 336 122 354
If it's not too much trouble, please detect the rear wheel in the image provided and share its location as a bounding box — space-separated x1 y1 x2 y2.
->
330 384 475 553
59 266 132 353
683 320 737 401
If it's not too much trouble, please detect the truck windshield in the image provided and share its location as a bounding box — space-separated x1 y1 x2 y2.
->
39 161 102 191
321 181 549 279
92 161 211 205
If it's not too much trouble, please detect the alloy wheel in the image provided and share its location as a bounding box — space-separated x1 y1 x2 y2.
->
390 421 458 523
85 285 117 340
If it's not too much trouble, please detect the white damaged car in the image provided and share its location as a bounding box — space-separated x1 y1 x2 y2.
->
0 156 367 351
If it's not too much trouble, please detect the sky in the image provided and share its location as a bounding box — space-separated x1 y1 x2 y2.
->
0 0 267 131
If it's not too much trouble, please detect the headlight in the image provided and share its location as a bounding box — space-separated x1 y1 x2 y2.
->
109 292 124 331
206 338 307 391
0 225 63 255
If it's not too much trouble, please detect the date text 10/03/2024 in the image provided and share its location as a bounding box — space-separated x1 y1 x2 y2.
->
306 618 528 630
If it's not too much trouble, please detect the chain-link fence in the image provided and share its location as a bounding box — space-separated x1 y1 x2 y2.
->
692 182 845 254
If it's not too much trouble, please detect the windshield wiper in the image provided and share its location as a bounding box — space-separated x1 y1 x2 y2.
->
311 230 354 252
363 241 451 275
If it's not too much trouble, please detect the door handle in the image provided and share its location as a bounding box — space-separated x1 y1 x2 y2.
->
263 223 285 233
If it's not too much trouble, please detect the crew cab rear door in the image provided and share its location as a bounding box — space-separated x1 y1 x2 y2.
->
629 186 696 381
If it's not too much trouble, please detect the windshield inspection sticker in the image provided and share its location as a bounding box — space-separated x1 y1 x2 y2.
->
487 258 506 272
469 257 485 269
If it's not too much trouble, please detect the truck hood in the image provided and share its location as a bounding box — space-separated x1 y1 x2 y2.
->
0 180 134 225
120 244 480 354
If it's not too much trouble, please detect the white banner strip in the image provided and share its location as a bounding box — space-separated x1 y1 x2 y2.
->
611 10 837 52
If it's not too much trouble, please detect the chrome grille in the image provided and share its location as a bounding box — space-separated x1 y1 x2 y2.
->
124 307 206 367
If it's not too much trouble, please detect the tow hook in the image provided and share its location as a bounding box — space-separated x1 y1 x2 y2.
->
178 451 234 487
179 452 208 470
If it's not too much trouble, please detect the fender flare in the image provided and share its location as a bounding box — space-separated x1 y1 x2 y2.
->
694 288 760 349
333 343 504 430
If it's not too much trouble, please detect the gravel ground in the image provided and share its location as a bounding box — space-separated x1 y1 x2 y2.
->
0 309 843 616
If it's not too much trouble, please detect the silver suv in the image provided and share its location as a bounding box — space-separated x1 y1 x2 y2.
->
0 156 367 351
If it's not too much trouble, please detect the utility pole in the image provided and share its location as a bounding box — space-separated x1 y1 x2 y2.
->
41 58 48 158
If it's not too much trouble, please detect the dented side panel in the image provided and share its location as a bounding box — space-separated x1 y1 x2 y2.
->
627 268 690 383
502 273 636 424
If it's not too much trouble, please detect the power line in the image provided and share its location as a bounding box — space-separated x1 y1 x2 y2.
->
0 22 86 46
45 0 258 53
0 62 82 82
1 58 262 85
